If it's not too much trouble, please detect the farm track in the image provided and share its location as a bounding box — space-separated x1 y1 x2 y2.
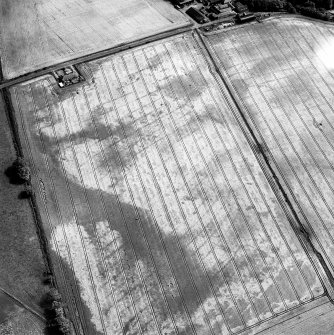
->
4 16 334 335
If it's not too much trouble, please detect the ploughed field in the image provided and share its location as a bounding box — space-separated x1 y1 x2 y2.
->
206 17 334 280
0 0 188 79
10 31 327 335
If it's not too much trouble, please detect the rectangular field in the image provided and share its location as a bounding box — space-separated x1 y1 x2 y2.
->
10 32 326 335
0 0 188 79
206 17 334 279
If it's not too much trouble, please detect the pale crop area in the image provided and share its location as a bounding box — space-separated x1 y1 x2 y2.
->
206 17 334 280
0 0 188 79
11 32 325 335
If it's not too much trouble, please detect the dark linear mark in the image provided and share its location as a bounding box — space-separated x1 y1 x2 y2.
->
195 28 334 300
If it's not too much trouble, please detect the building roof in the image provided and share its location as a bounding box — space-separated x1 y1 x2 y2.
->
186 7 207 23
207 0 223 4
237 13 255 21
174 0 193 5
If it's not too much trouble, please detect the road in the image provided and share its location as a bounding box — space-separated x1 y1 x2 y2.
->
0 22 192 90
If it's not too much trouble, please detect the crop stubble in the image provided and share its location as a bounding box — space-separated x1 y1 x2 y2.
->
0 0 188 79
206 17 334 281
10 32 326 334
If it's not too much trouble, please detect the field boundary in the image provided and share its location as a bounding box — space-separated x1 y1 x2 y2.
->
3 16 334 334
0 287 46 322
194 28 334 301
0 22 192 90
1 86 54 273
0 60 56 323
238 295 329 335
267 13 334 26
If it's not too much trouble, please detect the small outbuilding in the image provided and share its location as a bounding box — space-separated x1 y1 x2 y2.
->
234 2 249 13
236 12 255 23
173 0 193 7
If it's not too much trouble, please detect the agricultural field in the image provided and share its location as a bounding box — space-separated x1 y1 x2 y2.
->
0 94 47 315
0 291 45 335
206 17 334 279
10 31 330 335
0 0 188 79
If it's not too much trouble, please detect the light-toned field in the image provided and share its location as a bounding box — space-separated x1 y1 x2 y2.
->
0 0 188 79
10 32 327 335
206 17 334 279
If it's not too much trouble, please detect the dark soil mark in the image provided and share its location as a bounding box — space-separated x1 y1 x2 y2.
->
42 250 103 335
35 149 224 334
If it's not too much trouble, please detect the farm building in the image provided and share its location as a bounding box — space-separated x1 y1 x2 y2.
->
173 0 193 6
218 3 230 9
212 9 235 19
208 6 221 14
205 0 223 4
236 12 255 22
206 0 232 4
53 66 84 87
234 1 249 12
209 3 229 14
186 7 208 23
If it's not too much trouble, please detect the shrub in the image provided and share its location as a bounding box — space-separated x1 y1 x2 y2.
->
5 157 31 184
55 316 71 335
51 301 64 318
304 0 316 7
246 0 287 11
18 185 33 199
46 288 62 303
286 2 298 11
43 288 72 334
43 273 54 285
12 158 31 181
299 5 331 19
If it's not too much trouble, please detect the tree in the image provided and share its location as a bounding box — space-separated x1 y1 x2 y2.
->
5 157 31 184
304 0 316 7
44 288 72 335
46 288 62 303
321 0 333 9
286 2 298 12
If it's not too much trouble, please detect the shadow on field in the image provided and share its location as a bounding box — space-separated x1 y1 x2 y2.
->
33 154 222 334
68 173 221 334
40 250 102 335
